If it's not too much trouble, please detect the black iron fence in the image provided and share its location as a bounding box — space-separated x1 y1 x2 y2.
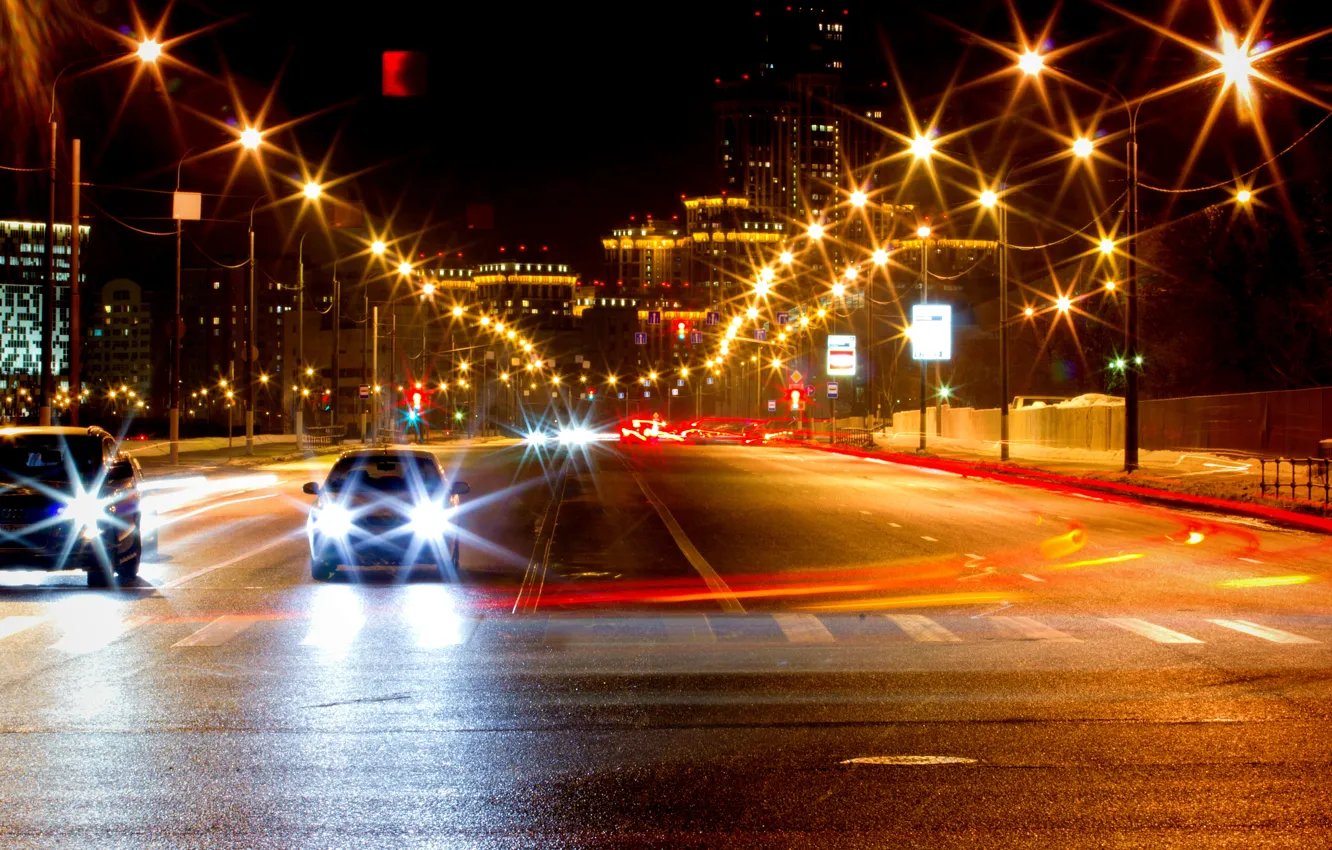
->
1259 457 1331 507
832 427 878 451
300 425 345 451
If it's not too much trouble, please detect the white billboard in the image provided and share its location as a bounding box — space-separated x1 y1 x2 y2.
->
910 304 952 361
827 334 857 376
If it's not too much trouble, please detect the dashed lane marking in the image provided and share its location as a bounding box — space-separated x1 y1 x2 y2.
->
1208 619 1319 644
1102 617 1203 644
920 536 938 542
0 616 44 642
884 614 961 642
1238 557 1264 565
1020 573 1046 583
772 612 835 644
172 615 260 648
991 615 1079 642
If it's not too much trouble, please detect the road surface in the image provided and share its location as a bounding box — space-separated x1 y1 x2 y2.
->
1 438 1330 847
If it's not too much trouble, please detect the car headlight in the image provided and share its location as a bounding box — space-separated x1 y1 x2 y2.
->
60 492 108 539
313 503 353 538
409 501 452 537
525 432 546 447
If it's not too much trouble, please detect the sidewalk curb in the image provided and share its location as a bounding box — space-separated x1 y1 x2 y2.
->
799 441 1332 536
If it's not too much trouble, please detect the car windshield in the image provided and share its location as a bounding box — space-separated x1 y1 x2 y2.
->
0 435 103 486
324 455 443 495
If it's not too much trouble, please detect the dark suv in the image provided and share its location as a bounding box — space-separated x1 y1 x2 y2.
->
0 426 146 586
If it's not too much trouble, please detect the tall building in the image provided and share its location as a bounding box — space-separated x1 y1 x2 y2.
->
83 278 152 398
470 260 580 331
601 218 687 292
0 219 89 393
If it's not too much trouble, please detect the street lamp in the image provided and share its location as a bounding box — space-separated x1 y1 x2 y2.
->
370 240 386 255
1072 137 1094 158
831 282 846 298
1056 295 1072 312
779 250 794 265
844 266 859 281
1236 189 1252 204
807 223 824 240
849 189 868 207
136 39 162 63
302 181 322 200
910 134 935 159
1099 238 1115 254
421 282 435 296
871 249 888 265
397 261 412 276
1017 49 1044 76
240 127 262 150
979 190 998 208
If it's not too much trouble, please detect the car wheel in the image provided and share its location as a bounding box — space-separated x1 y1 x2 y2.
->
311 557 337 581
115 538 142 586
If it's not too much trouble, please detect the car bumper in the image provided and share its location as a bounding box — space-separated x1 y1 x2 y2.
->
308 525 454 566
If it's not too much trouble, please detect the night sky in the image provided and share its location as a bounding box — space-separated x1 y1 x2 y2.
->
2 0 1330 284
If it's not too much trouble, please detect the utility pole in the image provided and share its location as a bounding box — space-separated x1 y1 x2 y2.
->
1124 119 1140 472
295 234 307 437
69 139 81 426
918 237 929 453
40 123 56 426
361 291 369 443
999 201 1009 461
245 202 259 455
371 305 378 442
330 261 340 430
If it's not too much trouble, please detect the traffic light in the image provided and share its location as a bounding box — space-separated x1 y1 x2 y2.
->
676 321 687 341
411 391 422 412
790 389 801 412
320 389 331 412
586 387 596 402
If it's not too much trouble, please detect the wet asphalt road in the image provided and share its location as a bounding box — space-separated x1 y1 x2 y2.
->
1 438 1330 847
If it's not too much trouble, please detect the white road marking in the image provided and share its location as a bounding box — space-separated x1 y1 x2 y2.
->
1020 573 1046 583
884 614 961 642
772 613 835 644
1102 617 1203 644
158 534 296 590
920 536 938 542
628 468 744 614
965 554 985 560
842 755 977 765
859 510 872 515
51 615 151 654
0 616 44 642
863 458 891 465
992 616 1079 642
662 615 717 644
1207 619 1319 644
1238 557 1264 565
172 615 260 648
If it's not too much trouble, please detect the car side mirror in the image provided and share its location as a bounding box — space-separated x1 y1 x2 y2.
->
107 460 134 483
449 481 470 496
302 482 320 496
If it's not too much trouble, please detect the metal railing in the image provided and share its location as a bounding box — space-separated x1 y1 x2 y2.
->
831 427 877 451
299 424 345 451
1259 457 1331 507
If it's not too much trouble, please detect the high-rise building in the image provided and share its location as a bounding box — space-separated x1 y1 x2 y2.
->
0 220 89 394
471 260 580 331
83 278 152 399
601 218 687 293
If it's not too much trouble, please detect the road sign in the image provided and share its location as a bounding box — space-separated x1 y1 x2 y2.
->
827 334 857 376
776 311 789 325
706 377 713 385
910 304 952 361
172 191 201 221
826 382 839 399
582 360 591 369
485 350 495 360
805 385 815 397
634 332 647 345
647 310 662 325
756 328 767 341
767 399 777 412
677 379 684 387
511 357 520 365
671 388 678 396
789 369 804 386
358 385 370 399
644 391 651 398
705 311 720 326
689 331 702 344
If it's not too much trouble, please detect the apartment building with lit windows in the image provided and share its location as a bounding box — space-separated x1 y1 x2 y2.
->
0 219 88 392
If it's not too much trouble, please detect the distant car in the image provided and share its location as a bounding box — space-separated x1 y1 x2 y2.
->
302 448 469 581
619 417 665 444
678 419 750 444
0 426 146 586
742 419 804 445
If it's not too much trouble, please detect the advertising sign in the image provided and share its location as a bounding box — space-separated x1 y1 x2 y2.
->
826 334 857 376
910 304 952 361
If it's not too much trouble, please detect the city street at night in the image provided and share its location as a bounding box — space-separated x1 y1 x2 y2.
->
1 439 1330 846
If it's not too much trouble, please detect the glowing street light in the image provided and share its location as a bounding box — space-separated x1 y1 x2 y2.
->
421 282 436 296
759 267 775 284
452 306 464 318
1104 280 1117 291
136 39 162 63
1236 189 1252 204
849 189 868 207
1099 238 1115 255
397 261 413 276
916 225 931 239
1072 137 1094 158
979 190 998 208
831 282 846 298
302 181 322 200
755 281 770 297
240 127 263 150
1024 307 1035 317
370 240 386 255
479 316 491 327
1218 30 1254 96
1056 295 1072 312
844 266 859 280
259 373 269 384
746 306 759 320
910 134 935 159
779 250 794 264
807 223 824 240
1017 49 1045 76
871 248 888 265
771 357 782 368
648 371 658 381
799 315 810 327
680 367 689 378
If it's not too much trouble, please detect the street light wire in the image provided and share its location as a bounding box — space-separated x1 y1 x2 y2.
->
185 234 248 268
928 251 991 281
1007 190 1126 251
1138 111 1332 194
0 163 45 172
83 195 175 236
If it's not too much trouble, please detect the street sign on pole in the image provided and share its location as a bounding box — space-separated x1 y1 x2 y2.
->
634 332 647 345
767 399 776 412
776 311 789 325
805 384 815 397
671 388 678 396
910 304 953 360
172 192 201 221
789 369 804 387
647 310 661 325
827 335 857 376
358 385 370 399
705 311 720 326
826 382 838 399
756 328 767 341
689 331 702 344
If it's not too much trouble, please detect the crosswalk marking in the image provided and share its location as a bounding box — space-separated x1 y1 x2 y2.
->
51 615 151 654
173 615 260 648
1207 619 1319 645
0 616 44 642
1102 617 1203 644
991 616 1079 642
772 613 835 644
884 614 961 643
662 615 716 644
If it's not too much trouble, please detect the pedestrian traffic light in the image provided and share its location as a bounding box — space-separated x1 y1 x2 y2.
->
586 387 596 401
320 389 331 411
411 391 422 412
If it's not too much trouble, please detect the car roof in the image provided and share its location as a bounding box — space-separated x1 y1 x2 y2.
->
0 426 111 439
335 447 438 461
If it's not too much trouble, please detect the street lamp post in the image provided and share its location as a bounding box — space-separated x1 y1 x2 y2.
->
245 196 268 456
296 232 308 438
916 227 930 452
